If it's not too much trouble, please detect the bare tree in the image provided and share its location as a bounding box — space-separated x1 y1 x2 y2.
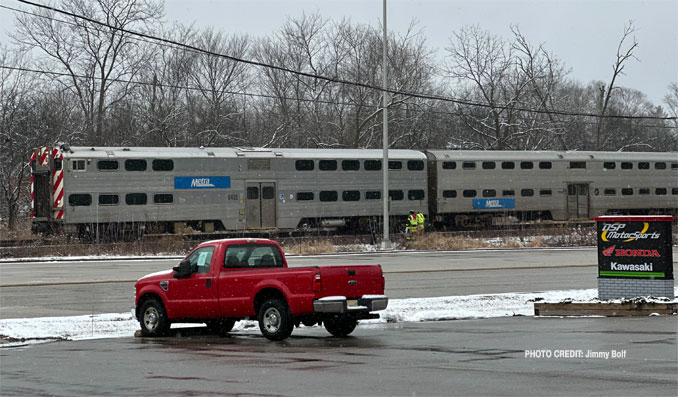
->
595 21 638 150
13 0 163 143
444 25 529 149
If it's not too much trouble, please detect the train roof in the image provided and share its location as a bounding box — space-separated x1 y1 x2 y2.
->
426 150 678 162
61 146 426 160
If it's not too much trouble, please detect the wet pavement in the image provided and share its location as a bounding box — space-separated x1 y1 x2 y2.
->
1 316 676 396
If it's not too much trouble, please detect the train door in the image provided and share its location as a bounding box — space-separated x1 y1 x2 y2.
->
246 182 277 229
33 172 51 218
567 183 589 219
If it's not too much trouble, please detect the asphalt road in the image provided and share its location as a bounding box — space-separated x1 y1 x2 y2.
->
1 248 676 396
0 248 607 318
1 317 676 396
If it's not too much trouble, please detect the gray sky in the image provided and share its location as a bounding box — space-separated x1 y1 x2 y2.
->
164 0 678 105
1 0 676 104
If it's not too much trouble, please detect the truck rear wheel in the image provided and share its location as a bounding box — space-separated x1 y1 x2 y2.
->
206 318 237 336
139 298 170 336
258 299 294 341
323 315 358 337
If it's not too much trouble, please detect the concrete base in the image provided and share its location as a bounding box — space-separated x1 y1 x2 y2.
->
534 302 677 316
598 278 675 300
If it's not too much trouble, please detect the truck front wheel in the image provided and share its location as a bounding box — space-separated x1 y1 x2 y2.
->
258 299 294 341
323 315 358 337
139 298 170 336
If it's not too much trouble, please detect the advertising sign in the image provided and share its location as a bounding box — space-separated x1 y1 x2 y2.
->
174 176 231 189
472 198 515 210
596 216 674 280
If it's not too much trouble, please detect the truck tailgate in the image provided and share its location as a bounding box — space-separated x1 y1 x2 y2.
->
318 265 384 297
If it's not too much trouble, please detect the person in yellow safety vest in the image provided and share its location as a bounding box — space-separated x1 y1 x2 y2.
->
417 211 425 234
406 210 418 240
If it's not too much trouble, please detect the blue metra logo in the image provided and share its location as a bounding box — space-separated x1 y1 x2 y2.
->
174 176 230 189
473 198 515 210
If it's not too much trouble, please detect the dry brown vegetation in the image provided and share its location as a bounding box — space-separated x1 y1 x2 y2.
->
282 240 337 255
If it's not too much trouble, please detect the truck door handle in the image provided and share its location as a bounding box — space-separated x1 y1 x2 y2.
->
348 280 357 285
206 279 212 288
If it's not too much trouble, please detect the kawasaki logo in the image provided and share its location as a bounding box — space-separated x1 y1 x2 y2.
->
610 262 653 271
601 222 660 242
602 245 661 257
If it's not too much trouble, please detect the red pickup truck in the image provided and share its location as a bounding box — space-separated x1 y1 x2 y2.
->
134 238 388 340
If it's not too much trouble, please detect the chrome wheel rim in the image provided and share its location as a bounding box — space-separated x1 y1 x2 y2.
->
263 307 281 333
144 307 159 331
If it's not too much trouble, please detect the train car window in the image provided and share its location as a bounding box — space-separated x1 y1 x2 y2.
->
482 189 496 197
125 193 147 205
501 161 515 169
672 163 678 170
672 188 678 195
319 160 337 171
502 190 515 197
621 188 633 196
152 159 174 171
408 190 425 200
125 159 147 171
295 160 315 171
520 161 533 169
53 158 62 171
638 188 650 195
366 191 381 200
655 188 667 195
296 192 314 201
638 162 650 170
538 162 552 169
342 190 360 201
247 187 258 199
604 188 616 195
262 186 275 200
407 160 425 171
71 159 86 171
319 191 338 201
342 160 360 171
97 160 119 171
364 160 382 171
462 161 476 170
654 162 666 170
442 190 457 198
521 189 534 197
68 194 92 206
388 161 402 170
462 190 477 198
569 162 586 169
442 161 456 170
603 162 616 169
153 194 174 204
539 189 552 196
98 194 119 205
621 162 633 169
482 162 496 170
388 190 404 200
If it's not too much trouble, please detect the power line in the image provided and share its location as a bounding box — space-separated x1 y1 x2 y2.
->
14 0 678 123
2 64 677 131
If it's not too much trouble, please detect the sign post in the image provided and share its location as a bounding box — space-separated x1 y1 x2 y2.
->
595 215 674 300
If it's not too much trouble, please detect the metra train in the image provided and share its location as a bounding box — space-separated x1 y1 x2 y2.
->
30 145 678 236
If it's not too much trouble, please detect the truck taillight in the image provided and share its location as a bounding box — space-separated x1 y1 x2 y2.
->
313 273 322 292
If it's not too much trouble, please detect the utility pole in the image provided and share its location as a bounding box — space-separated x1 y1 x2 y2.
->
381 0 391 250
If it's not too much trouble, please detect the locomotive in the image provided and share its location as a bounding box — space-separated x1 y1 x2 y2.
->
30 145 677 237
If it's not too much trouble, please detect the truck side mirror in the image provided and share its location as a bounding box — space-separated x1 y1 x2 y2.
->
173 259 193 278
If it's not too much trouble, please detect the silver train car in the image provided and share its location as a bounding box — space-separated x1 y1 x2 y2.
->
427 150 678 228
30 146 428 236
30 146 677 236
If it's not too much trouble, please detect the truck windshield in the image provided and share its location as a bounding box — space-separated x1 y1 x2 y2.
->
224 244 283 268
